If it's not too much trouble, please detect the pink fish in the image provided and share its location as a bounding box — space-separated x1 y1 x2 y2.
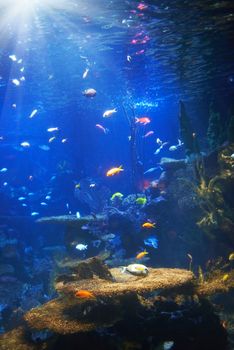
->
96 124 109 134
143 131 154 138
135 49 145 55
137 3 148 10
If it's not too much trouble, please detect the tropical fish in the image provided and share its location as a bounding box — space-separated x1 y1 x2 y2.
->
121 264 149 276
144 167 158 175
103 108 117 118
127 55 132 62
229 252 234 261
29 109 38 119
143 131 154 138
106 165 124 177
110 192 124 201
144 236 158 249
48 137 56 143
169 139 184 151
96 124 109 134
135 117 151 125
20 141 30 147
135 197 147 205
74 290 95 299
222 274 229 282
9 54 17 61
75 244 88 251
142 222 156 229
47 127 59 132
12 79 20 86
82 88 97 97
154 142 168 155
136 250 149 259
82 68 89 79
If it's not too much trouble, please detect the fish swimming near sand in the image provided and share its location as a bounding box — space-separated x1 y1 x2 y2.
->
121 263 149 276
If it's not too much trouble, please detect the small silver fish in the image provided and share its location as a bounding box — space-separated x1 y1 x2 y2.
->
82 88 97 97
75 243 88 251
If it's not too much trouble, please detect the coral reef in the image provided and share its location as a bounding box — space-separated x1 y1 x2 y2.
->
0 261 229 350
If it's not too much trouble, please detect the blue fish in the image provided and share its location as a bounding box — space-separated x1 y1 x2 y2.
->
144 236 158 249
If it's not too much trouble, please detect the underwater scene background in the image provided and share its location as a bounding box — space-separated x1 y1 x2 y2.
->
0 0 234 349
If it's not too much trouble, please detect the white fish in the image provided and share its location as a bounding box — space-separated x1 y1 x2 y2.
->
28 192 35 196
169 145 177 151
3 182 8 186
20 67 25 72
17 59 23 64
82 88 97 97
154 142 168 155
12 79 20 86
40 202 48 206
0 168 8 173
169 139 184 151
29 109 38 119
39 145 50 151
121 264 149 276
20 141 30 147
76 211 81 219
103 108 117 118
47 127 59 132
9 54 17 61
12 104 17 108
156 138 163 145
61 138 67 143
127 55 132 62
18 197 26 201
48 137 56 143
231 153 234 159
144 167 159 174
75 243 88 251
45 195 51 200
31 212 39 216
20 76 25 81
22 203 27 207
82 68 89 79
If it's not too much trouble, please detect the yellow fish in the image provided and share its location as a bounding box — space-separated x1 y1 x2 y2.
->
142 222 156 229
229 253 234 261
136 251 149 260
106 165 124 177
222 274 229 282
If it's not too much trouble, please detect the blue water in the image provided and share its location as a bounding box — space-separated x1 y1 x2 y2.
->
0 0 234 340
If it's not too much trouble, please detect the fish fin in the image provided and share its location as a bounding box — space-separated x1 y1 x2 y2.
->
121 267 127 274
135 117 139 123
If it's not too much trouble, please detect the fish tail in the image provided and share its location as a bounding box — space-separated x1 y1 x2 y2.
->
135 117 139 123
119 165 124 170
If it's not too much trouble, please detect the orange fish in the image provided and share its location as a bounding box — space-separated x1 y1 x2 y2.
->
106 165 124 177
142 222 156 229
74 290 95 299
135 117 151 125
136 251 149 259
